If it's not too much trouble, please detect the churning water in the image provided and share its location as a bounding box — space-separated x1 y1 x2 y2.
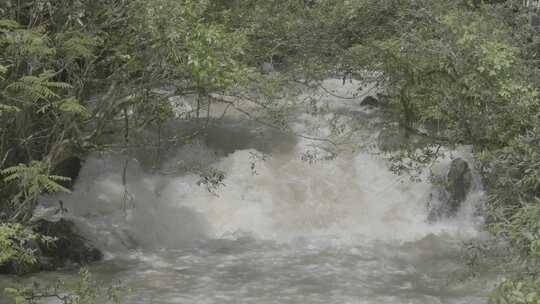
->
4 80 497 303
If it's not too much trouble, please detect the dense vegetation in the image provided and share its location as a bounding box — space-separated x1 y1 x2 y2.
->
1 0 539 302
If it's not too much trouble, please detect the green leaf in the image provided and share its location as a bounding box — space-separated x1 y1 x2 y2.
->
14 296 25 304
0 104 20 113
0 19 20 29
55 98 90 117
3 287 19 296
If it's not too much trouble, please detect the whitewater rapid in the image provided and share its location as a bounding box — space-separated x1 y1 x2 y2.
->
26 79 494 304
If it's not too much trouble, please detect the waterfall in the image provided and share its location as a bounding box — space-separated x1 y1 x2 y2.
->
38 79 483 253
32 79 491 304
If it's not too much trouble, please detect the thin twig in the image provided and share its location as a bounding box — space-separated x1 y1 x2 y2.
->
209 95 338 146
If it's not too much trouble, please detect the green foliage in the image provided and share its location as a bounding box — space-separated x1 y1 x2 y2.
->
482 126 540 261
7 73 72 104
0 0 252 223
509 199 540 260
2 161 70 196
4 268 128 304
492 276 540 304
352 0 538 148
2 26 55 64
1 161 70 221
187 23 248 90
0 224 38 268
56 32 100 62
0 64 7 80
53 97 90 117
305 0 540 301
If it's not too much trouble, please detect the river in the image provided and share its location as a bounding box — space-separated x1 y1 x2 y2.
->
1 80 496 304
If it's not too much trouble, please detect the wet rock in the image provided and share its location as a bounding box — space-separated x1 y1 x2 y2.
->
32 219 103 269
360 96 379 107
53 157 82 189
427 158 472 220
446 158 472 213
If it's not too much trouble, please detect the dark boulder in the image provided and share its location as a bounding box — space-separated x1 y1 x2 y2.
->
32 219 103 269
446 158 472 213
427 158 473 220
53 157 83 189
360 96 379 107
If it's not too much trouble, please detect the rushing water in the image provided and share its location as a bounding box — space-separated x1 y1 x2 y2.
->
1 80 497 303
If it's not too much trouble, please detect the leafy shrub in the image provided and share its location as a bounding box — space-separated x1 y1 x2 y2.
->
4 268 128 304
491 276 540 304
0 223 38 270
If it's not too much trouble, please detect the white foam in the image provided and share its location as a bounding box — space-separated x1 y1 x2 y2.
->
38 79 483 252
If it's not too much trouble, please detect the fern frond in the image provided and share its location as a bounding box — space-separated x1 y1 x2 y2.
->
2 161 71 201
59 34 100 60
0 104 21 113
54 98 89 116
0 19 20 29
1 164 24 175
4 28 55 59
38 175 70 193
48 175 71 182
3 174 21 183
45 81 72 89
6 73 71 103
